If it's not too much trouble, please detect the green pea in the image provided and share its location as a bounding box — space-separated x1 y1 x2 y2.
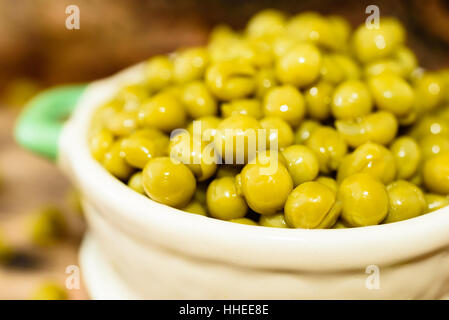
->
305 81 333 121
128 172 145 194
206 176 248 220
285 181 341 229
259 213 289 228
337 142 396 184
28 207 67 247
368 73 414 117
331 80 372 120
390 136 421 180
221 99 263 120
338 173 389 227
181 81 217 119
142 157 196 208
139 92 186 132
306 126 348 174
335 111 398 148
282 145 319 186
32 282 68 300
424 194 449 213
384 180 426 223
294 120 321 144
264 85 306 126
276 43 322 88
205 59 256 100
260 117 294 150
173 47 209 83
144 55 173 91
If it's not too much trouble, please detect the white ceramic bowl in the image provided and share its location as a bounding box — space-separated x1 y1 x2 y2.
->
58 64 449 299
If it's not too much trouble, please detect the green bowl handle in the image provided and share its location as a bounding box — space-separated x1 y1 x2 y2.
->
14 84 87 161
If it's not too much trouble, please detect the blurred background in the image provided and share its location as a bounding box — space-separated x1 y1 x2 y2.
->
1 0 449 299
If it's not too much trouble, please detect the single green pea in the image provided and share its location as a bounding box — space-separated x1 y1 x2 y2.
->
315 176 338 193
419 135 449 161
28 207 67 247
106 110 139 137
128 172 145 194
364 59 403 78
240 159 293 215
424 193 449 213
214 114 262 164
221 99 263 120
168 131 217 181
205 59 256 100
181 81 217 119
271 34 299 59
409 116 449 140
328 15 351 48
144 55 173 91
390 136 421 180
182 200 208 216
133 128 170 154
121 133 165 169
173 47 209 83
305 126 348 174
413 73 444 113
260 116 294 150
246 9 286 39
32 282 68 300
383 180 426 223
102 140 134 180
294 120 321 144
139 92 186 132
263 85 306 126
229 218 259 226
286 12 339 50
332 54 361 80
186 116 221 142
206 176 248 220
275 43 322 88
259 212 289 228
352 18 405 63
338 173 389 227
368 73 414 117
282 145 319 186
320 55 345 85
246 38 275 68
142 157 196 208
335 111 398 148
255 68 278 98
90 129 114 161
337 142 396 184
305 81 333 121
116 83 151 111
365 47 417 78
90 99 122 132
331 80 373 120
423 152 449 194
285 181 341 229
395 46 418 77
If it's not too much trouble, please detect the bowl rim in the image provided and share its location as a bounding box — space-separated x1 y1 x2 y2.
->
59 63 449 271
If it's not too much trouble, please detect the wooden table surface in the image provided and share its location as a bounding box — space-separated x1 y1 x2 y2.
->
0 107 88 300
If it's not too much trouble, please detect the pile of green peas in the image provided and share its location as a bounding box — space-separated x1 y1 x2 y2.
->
89 10 449 229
